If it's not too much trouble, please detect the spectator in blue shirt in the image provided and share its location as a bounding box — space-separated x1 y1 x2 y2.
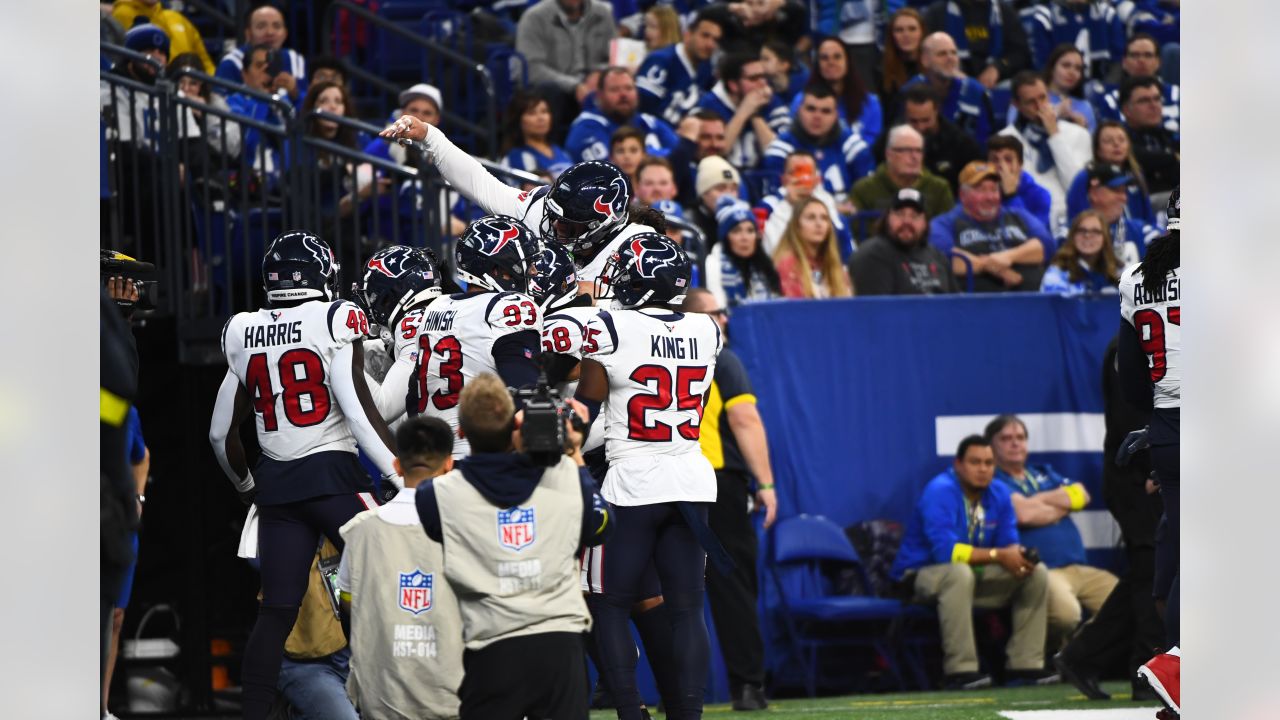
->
216 5 306 105
930 161 1050 292
695 53 790 171
763 84 874 207
986 415 1119 649
225 45 287 180
986 135 1052 232
890 435 1053 690
1021 0 1125 82
635 10 723 124
1039 210 1120 296
501 89 573 180
1066 120 1155 225
1005 45 1096 134
793 37 884 147
903 32 995 145
1077 162 1161 266
760 39 808 107
921 0 1032 88
1085 34 1179 136
565 67 680 162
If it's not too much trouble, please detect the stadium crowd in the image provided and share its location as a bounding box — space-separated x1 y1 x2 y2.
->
100 0 1180 717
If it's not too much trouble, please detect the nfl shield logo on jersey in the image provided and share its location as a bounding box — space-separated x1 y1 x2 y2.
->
398 569 434 615
497 506 536 551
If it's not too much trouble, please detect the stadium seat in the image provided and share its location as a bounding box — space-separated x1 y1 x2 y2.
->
766 514 910 697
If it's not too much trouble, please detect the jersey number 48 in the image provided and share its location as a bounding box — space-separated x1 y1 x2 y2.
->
244 350 330 432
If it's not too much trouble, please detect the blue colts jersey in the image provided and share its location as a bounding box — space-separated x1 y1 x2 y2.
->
636 44 715 125
763 128 874 197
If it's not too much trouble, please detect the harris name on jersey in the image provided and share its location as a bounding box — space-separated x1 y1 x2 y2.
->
1130 272 1179 307
242 320 304 349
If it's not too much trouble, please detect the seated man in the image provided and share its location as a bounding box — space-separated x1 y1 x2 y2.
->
851 124 954 218
216 5 307 105
696 52 791 171
929 161 1051 292
987 135 1052 232
921 0 1031 88
1077 162 1161 266
763 83 873 208
757 150 855 258
985 415 1119 649
847 188 957 296
1087 34 1180 136
997 72 1092 231
897 85 984 196
890 435 1056 689
902 33 995 145
517 0 615 123
565 67 680 162
1119 76 1179 195
636 10 722 124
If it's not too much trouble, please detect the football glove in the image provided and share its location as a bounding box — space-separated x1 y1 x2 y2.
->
1115 427 1150 467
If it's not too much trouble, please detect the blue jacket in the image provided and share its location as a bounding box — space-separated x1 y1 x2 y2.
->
1039 262 1117 296
215 45 308 107
1022 1 1125 80
1001 171 1052 232
903 74 994 145
1129 0 1180 46
565 110 680 163
890 468 1021 579
1065 168 1156 226
928 204 1052 257
1086 79 1180 136
636 43 715 125
789 91 884 149
762 127 874 197
993 464 1087 568
698 82 791 170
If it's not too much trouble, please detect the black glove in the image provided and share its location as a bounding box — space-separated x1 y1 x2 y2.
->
238 486 258 506
379 473 403 504
1115 427 1150 467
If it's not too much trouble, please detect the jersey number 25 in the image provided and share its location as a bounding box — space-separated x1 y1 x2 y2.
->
627 365 707 442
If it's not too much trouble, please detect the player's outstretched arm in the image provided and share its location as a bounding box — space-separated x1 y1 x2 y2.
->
331 342 401 489
379 115 524 217
208 369 256 503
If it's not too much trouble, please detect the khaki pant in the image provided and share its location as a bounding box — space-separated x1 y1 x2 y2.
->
1047 564 1119 643
912 563 1049 675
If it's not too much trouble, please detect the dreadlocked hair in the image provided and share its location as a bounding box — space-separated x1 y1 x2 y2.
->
1138 230 1179 296
627 204 668 234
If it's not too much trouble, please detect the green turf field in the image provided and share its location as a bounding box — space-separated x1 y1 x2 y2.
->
588 681 1162 719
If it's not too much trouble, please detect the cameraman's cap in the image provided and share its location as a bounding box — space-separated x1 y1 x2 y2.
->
124 20 170 57
399 83 443 113
891 187 925 212
1086 162 1134 190
958 161 999 188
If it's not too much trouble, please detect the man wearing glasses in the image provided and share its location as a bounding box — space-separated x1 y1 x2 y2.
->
1088 34 1180 136
695 53 791 171
851 124 955 218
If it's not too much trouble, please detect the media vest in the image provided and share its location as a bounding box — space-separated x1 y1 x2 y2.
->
434 456 591 650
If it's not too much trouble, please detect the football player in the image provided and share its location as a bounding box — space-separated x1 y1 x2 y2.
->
377 116 660 297
352 244 443 427
575 233 723 719
410 215 544 458
1121 188 1180 717
207 230 399 720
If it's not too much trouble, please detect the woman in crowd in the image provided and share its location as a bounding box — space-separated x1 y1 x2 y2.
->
1040 209 1120 296
294 81 384 227
705 197 782 309
879 8 924 100
1007 44 1095 133
609 126 648 191
168 53 241 159
760 39 808 107
1067 120 1156 224
643 5 681 50
501 89 572 180
793 36 883 147
773 197 853 299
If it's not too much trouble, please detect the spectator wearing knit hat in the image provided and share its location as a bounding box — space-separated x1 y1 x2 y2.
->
688 155 744 249
705 196 782 310
849 188 957 296
112 2 215 73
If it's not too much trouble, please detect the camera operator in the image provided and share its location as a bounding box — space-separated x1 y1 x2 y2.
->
415 373 614 720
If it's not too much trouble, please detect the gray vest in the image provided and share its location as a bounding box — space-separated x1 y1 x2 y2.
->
434 456 591 650
339 510 463 720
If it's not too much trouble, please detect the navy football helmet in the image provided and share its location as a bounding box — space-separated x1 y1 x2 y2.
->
355 245 442 327
262 230 340 304
539 161 631 254
595 232 692 308
1166 186 1180 231
456 215 540 293
527 243 580 313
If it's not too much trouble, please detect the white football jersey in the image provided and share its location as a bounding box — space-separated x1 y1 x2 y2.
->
222 299 370 461
412 291 543 457
583 307 722 505
1119 263 1181 408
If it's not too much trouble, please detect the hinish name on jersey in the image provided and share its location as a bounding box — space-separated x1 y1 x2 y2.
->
1132 274 1179 307
244 321 303 348
651 335 700 359
421 309 457 332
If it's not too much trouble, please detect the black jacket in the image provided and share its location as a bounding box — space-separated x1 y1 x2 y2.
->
848 234 958 296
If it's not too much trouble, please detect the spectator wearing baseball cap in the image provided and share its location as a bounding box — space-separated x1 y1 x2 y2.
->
851 125 954 222
1077 162 1161 266
929 161 1052 292
705 196 781 310
848 188 957 296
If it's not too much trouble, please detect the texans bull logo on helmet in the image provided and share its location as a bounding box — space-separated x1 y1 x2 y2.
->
294 233 335 275
628 236 683 279
593 175 628 221
469 217 524 257
527 247 576 297
367 245 433 281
